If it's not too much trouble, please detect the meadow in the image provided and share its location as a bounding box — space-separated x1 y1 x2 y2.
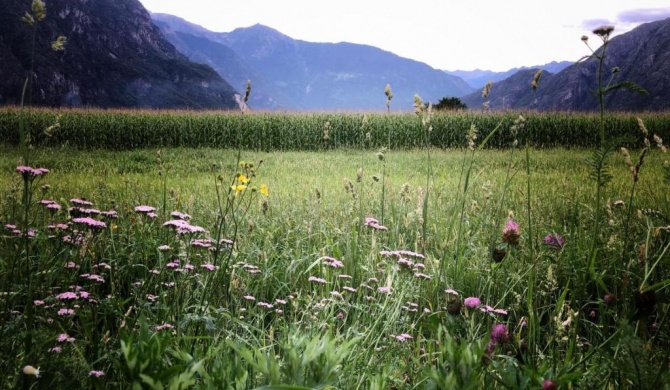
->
1 109 669 388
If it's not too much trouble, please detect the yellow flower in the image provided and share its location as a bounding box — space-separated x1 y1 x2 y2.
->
237 174 250 184
231 184 247 193
260 184 269 196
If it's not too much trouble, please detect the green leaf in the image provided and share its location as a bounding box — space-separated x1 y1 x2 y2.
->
603 81 648 95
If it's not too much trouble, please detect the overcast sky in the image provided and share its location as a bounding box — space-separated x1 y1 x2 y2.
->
138 0 670 72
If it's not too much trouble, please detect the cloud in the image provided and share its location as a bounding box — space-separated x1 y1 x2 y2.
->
617 8 670 24
581 18 614 31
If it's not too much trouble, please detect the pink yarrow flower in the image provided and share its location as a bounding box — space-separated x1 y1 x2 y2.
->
135 205 156 214
72 217 106 229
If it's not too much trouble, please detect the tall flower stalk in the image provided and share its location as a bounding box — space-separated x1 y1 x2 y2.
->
580 25 646 276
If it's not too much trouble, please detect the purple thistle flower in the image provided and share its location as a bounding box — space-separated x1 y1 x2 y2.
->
88 370 105 378
502 219 520 246
544 233 565 249
490 323 509 345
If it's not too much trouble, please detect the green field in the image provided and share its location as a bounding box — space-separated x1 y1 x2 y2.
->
1 130 669 388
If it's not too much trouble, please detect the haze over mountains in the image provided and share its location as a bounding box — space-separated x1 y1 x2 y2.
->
0 0 668 111
152 13 474 111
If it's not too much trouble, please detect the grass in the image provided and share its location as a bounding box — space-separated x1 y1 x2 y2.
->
1 144 669 388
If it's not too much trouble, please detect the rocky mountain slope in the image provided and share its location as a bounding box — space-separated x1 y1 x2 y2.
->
461 18 670 111
0 0 240 109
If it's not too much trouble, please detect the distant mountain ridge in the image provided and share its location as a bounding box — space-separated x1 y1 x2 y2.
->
0 0 240 110
152 14 475 111
445 61 572 89
461 18 670 111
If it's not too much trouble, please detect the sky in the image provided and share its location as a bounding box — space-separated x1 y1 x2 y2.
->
138 0 670 72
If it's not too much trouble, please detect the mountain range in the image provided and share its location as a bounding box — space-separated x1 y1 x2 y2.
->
0 0 668 112
152 13 474 111
460 18 670 111
0 0 240 109
444 61 572 89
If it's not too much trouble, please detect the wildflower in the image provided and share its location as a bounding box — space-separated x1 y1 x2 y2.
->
338 274 352 279
100 210 117 218
34 300 45 306
57 308 75 316
464 297 481 308
56 292 78 300
542 380 557 390
343 286 357 293
490 323 509 345
201 263 217 271
88 370 105 378
365 217 388 231
323 257 344 268
134 205 155 214
592 25 614 38
308 276 327 284
56 333 75 343
23 365 40 377
87 274 105 283
158 245 171 251
243 295 255 301
154 323 174 331
544 233 565 249
257 301 274 309
17 165 49 177
48 346 62 353
170 211 191 220
378 286 392 294
394 333 413 342
275 299 287 305
231 184 247 193
260 184 269 196
72 217 106 229
502 219 520 246
70 198 93 206
445 289 459 296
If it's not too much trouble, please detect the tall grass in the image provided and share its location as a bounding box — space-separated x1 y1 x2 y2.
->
1 145 668 388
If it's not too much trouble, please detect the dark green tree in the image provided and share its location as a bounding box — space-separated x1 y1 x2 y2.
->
433 96 467 111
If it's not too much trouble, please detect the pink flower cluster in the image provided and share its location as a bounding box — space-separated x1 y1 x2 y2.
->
16 165 50 177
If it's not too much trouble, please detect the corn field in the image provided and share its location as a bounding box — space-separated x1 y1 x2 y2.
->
1 107 668 150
